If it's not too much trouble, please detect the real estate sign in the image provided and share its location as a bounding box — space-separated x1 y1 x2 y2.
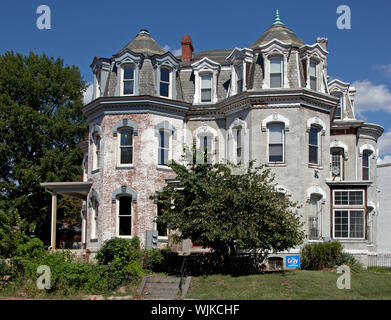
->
285 255 300 268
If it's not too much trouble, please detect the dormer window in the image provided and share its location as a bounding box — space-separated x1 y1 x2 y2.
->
310 60 317 90
236 64 244 94
270 57 283 88
332 93 342 119
201 73 212 103
160 67 171 98
123 65 135 95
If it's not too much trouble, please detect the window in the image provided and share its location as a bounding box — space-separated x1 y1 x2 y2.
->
92 134 101 171
308 126 319 164
308 194 321 240
119 129 133 165
236 64 243 94
236 128 243 165
268 124 284 162
334 190 364 206
333 190 365 239
270 57 283 88
118 196 132 236
310 60 317 90
90 197 98 240
332 94 342 119
123 65 135 95
330 148 344 180
199 135 213 164
201 74 212 103
157 203 168 237
160 67 171 98
362 151 370 180
158 130 169 166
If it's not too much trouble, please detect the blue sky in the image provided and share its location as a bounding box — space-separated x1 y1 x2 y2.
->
1 0 391 160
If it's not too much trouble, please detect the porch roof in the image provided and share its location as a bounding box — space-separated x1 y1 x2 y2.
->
40 181 93 200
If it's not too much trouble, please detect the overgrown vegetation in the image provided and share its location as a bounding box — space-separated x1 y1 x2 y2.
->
301 241 362 272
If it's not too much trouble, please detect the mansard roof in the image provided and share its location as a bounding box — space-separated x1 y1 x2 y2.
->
118 29 165 57
250 11 305 49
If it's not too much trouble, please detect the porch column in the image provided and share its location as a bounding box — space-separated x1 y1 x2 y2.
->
51 193 57 249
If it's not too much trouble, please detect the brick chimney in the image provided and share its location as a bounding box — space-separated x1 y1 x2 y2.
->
181 35 194 62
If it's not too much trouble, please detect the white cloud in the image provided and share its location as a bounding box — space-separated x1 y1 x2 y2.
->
163 44 182 57
352 80 391 116
373 64 391 77
378 129 391 157
83 83 93 105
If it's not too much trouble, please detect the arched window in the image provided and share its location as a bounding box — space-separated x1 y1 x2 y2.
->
119 128 133 165
118 196 132 237
90 196 99 240
362 150 371 181
158 129 170 166
270 57 283 88
268 123 284 163
92 133 101 171
123 64 135 95
308 194 322 240
309 126 319 164
309 60 317 91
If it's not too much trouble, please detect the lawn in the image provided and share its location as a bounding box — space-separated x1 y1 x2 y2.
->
186 268 391 300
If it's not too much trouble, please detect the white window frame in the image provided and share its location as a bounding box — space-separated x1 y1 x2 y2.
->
90 197 98 240
117 128 134 167
191 57 220 104
308 125 319 165
332 92 343 120
159 66 172 99
158 129 171 166
362 150 371 181
92 133 101 171
156 203 168 240
267 123 285 163
333 189 365 207
269 56 284 88
309 59 317 91
332 209 365 240
116 196 133 238
330 148 344 181
200 72 213 103
121 64 136 96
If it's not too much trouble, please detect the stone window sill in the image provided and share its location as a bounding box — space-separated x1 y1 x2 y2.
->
90 239 98 243
116 165 134 170
157 165 173 172
91 169 100 174
266 163 287 167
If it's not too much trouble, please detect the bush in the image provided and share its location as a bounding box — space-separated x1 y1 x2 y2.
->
337 252 363 273
0 209 28 259
301 241 343 270
95 237 141 266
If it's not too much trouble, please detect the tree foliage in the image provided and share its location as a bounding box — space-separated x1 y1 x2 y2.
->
153 160 305 260
0 51 88 242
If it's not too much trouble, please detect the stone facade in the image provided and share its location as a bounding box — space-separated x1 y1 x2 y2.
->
79 14 384 263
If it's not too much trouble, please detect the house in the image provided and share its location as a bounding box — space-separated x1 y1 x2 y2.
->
41 11 384 265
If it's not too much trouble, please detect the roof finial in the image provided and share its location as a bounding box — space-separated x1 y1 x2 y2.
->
273 9 284 26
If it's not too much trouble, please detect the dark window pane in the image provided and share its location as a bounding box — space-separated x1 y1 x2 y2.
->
310 77 317 90
160 82 169 97
269 144 283 162
119 196 132 216
123 80 134 95
201 89 211 102
161 68 170 82
159 149 168 165
309 127 318 146
157 204 167 237
119 216 132 236
363 168 369 180
124 66 134 80
120 147 133 164
120 129 133 146
309 146 318 164
350 211 364 238
237 80 243 93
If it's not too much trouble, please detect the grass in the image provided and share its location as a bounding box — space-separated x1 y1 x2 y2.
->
186 268 391 300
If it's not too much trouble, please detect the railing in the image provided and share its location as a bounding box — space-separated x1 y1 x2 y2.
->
179 255 188 293
368 253 391 267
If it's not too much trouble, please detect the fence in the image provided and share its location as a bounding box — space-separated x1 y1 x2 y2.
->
368 253 391 267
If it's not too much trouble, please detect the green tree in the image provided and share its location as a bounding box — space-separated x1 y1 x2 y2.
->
152 160 305 268
0 51 88 242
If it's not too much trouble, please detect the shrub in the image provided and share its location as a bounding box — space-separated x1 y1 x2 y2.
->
95 237 141 266
0 209 28 259
301 241 343 270
337 252 363 273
